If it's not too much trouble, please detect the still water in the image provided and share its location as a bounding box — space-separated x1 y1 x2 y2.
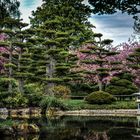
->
0 115 140 140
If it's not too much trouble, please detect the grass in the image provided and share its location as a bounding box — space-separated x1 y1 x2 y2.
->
0 119 15 127
62 99 137 110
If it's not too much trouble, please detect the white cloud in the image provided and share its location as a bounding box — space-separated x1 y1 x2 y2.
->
89 13 135 46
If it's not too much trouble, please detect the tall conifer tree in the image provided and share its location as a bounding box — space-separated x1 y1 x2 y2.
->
30 0 94 94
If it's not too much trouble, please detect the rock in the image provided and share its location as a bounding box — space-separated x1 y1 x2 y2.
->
13 123 40 134
0 108 8 115
9 108 30 116
0 114 8 119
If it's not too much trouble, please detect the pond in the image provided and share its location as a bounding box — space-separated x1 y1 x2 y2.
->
0 115 140 140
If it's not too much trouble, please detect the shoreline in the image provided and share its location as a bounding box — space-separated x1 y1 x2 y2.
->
55 109 139 117
0 108 140 118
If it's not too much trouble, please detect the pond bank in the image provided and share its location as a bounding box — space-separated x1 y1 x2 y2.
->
0 108 140 118
55 109 139 117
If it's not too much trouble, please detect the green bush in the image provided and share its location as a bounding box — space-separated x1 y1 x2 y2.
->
24 84 44 106
85 91 116 104
40 96 69 110
51 85 71 99
70 83 98 96
105 77 138 95
0 78 17 92
4 92 28 108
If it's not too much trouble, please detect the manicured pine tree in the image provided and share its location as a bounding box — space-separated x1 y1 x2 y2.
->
37 20 74 94
80 33 119 91
127 47 140 88
28 37 47 84
13 28 34 93
0 18 34 94
30 0 94 94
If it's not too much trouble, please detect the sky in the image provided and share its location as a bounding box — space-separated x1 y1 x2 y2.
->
19 0 136 46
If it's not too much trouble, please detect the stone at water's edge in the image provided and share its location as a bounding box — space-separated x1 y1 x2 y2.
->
13 123 40 134
0 108 8 119
8 108 41 116
0 123 40 136
0 108 8 115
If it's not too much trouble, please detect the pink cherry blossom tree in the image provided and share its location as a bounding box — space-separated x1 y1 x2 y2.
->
77 34 119 91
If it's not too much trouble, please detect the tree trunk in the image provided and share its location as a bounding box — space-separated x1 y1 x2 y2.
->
45 56 55 95
98 80 103 91
8 43 12 93
18 49 24 93
98 75 103 91
19 79 24 93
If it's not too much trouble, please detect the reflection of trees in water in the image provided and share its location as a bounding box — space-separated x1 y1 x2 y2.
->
84 131 109 140
1 116 138 140
38 116 136 140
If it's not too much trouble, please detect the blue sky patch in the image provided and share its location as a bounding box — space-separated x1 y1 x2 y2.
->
22 0 37 8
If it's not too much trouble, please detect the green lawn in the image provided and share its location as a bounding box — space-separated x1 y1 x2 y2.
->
62 99 137 110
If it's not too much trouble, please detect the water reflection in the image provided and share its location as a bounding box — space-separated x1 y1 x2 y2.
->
1 115 140 140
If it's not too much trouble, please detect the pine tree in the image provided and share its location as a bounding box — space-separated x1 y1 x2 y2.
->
13 28 35 93
0 18 34 94
0 0 20 28
30 0 94 94
80 33 119 91
127 47 140 88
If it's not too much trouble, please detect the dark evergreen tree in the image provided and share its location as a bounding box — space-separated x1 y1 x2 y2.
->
105 73 138 95
13 28 35 93
88 0 140 15
0 0 20 28
0 18 32 107
30 0 94 94
127 47 140 88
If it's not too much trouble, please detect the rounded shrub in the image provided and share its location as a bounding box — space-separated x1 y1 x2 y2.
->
85 91 116 104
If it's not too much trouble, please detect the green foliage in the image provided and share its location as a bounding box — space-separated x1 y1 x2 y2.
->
51 85 71 99
40 96 69 110
0 78 17 91
4 63 17 68
4 92 28 108
24 84 44 106
45 78 63 83
0 41 9 46
0 120 16 128
98 72 109 77
70 83 98 96
105 77 139 95
115 72 135 81
85 91 116 104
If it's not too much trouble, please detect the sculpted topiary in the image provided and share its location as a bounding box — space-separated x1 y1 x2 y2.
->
85 91 116 104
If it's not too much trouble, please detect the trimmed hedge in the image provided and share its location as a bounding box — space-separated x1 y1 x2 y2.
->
85 91 116 104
